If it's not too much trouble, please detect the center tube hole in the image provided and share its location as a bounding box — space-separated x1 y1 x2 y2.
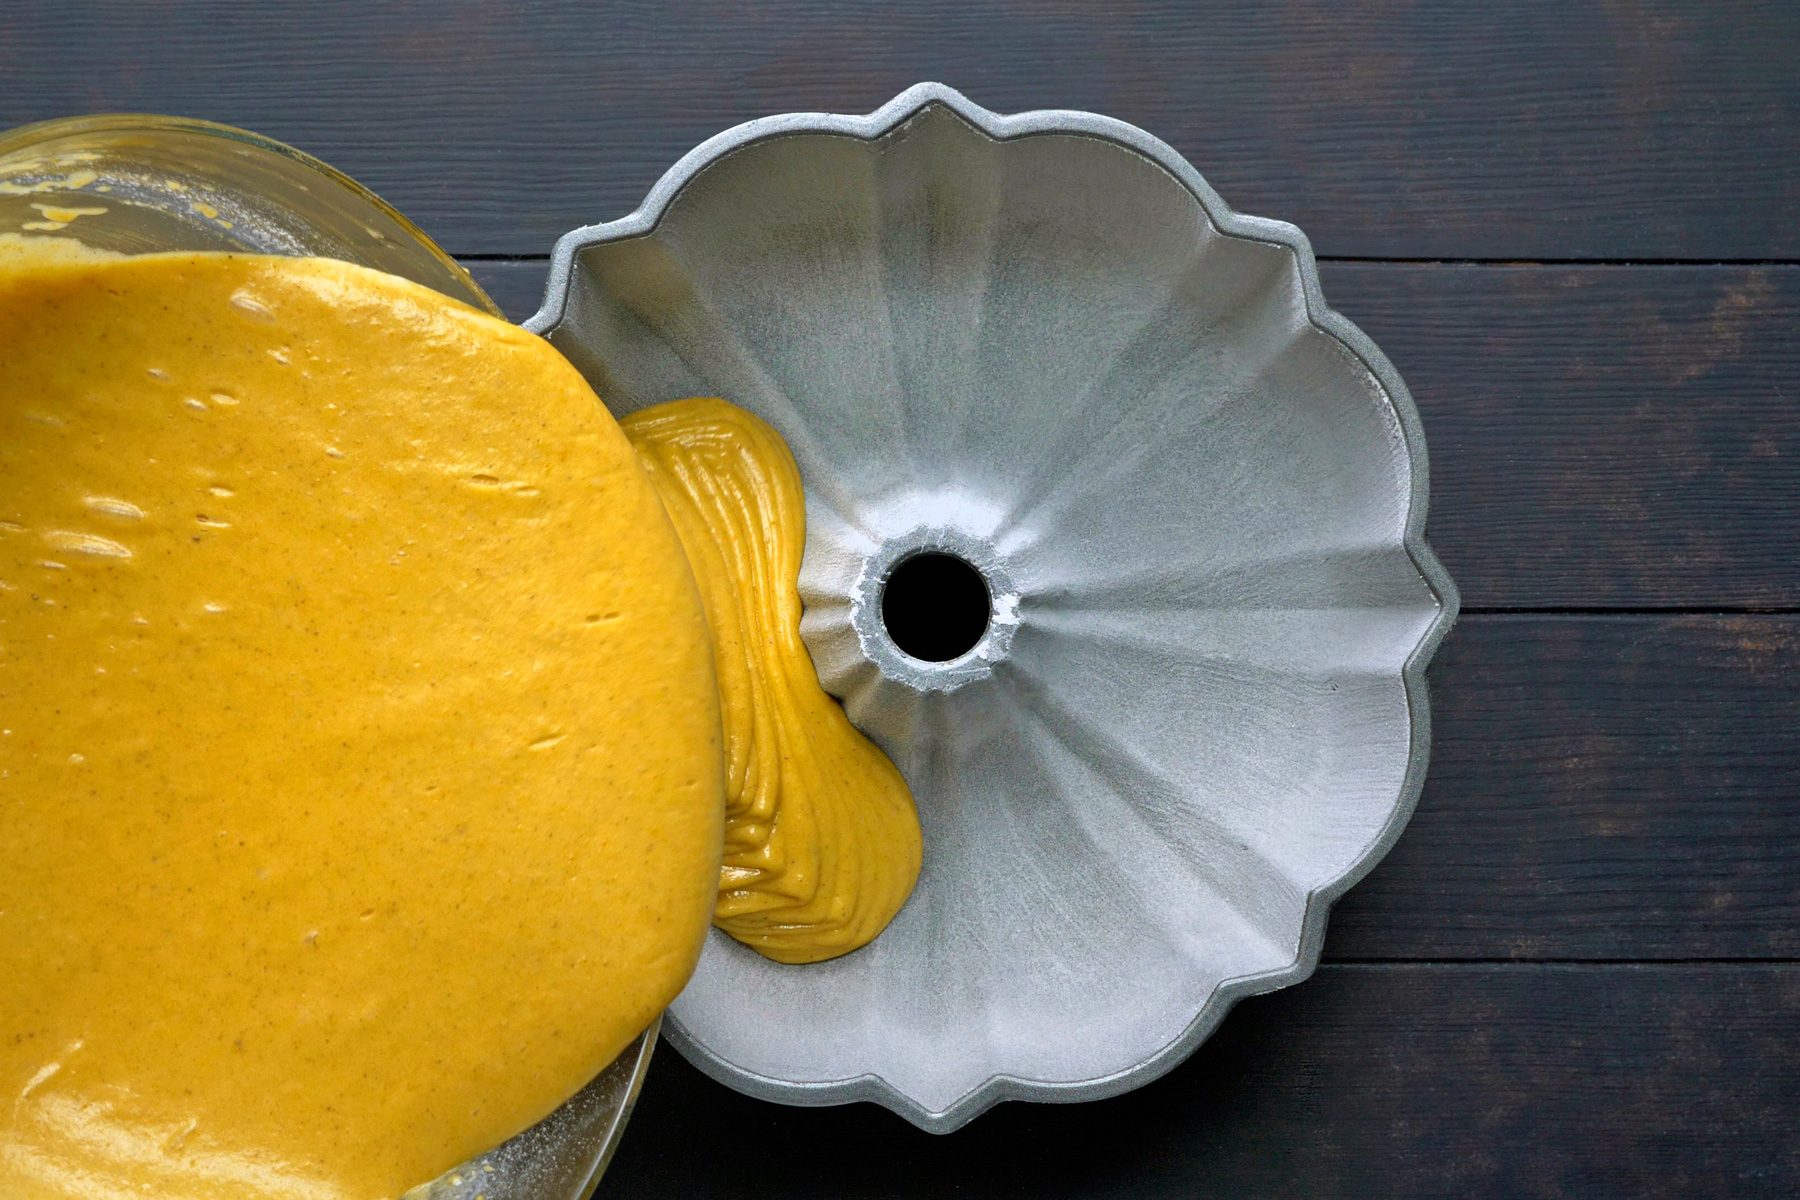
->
880 552 991 663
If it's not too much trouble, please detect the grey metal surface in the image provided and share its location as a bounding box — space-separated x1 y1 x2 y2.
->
529 83 1457 1133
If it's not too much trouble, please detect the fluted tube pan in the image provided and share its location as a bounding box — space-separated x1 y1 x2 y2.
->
528 83 1458 1133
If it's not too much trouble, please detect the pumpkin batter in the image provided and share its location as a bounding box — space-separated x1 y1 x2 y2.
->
0 244 725 1198
625 399 922 965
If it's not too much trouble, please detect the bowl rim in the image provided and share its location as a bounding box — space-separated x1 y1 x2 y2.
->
0 112 498 319
531 82 1460 1133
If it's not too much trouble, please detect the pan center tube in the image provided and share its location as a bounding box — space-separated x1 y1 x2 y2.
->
848 526 1019 693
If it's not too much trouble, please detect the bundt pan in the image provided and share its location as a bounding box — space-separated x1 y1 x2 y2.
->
529 83 1458 1133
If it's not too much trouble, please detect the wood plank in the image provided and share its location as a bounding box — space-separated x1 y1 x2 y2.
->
5 2 1798 259
472 263 549 326
468 260 1800 609
1324 264 1800 609
1329 614 1800 961
606 965 1800 1198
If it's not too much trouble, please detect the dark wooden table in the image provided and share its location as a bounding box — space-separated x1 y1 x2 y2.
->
10 3 1797 1195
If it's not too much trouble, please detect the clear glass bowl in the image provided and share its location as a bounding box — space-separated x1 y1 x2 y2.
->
0 114 492 311
0 114 653 1200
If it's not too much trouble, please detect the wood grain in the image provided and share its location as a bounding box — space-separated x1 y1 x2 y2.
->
608 965 1800 1199
467 260 1800 609
1325 264 1800 609
3 1 1796 259
1330 614 1800 961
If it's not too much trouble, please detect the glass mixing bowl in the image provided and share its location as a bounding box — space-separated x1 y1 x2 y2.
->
0 114 655 1200
0 114 490 309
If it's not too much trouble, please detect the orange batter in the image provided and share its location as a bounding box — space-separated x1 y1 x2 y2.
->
626 399 922 964
0 243 724 1199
